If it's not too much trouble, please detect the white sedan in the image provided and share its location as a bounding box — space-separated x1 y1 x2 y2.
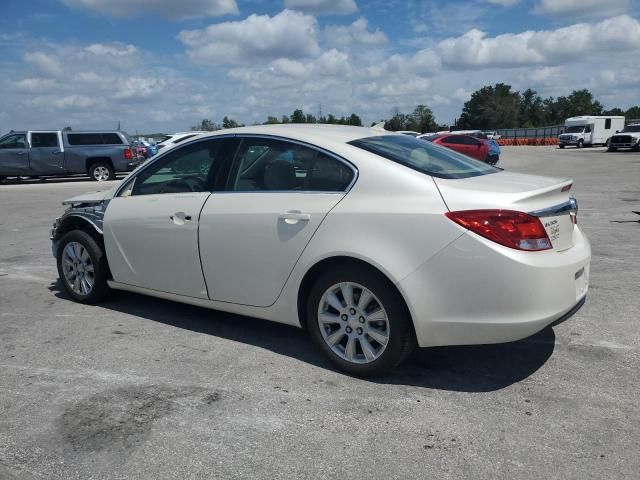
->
51 125 590 376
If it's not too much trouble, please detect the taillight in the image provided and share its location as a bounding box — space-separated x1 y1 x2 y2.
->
124 147 133 160
445 210 552 251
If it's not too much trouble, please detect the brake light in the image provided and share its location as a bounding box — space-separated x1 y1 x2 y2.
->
124 148 133 160
445 210 552 251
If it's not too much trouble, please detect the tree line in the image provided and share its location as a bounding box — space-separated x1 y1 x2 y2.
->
190 84 640 134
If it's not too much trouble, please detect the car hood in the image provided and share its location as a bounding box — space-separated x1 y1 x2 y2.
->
62 187 116 206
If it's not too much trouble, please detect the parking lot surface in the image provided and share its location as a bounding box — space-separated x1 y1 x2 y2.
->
1 147 639 479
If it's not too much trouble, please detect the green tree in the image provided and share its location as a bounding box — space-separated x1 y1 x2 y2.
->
519 89 547 127
264 116 280 124
625 106 640 120
306 113 317 124
222 116 242 129
457 83 521 129
602 107 624 116
192 119 218 131
281 115 290 124
407 105 437 133
291 109 306 123
346 113 362 126
62 126 72 131
546 89 603 123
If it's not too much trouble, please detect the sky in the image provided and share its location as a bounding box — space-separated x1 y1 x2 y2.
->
0 0 638 134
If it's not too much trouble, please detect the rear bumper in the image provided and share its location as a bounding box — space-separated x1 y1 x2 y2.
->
398 226 591 347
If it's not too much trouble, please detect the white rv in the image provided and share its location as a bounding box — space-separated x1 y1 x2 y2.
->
558 116 625 148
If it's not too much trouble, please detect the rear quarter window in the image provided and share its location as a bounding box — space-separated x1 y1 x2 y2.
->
349 135 499 179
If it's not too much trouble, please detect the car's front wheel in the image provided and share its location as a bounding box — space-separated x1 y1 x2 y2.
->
307 266 416 376
56 230 110 304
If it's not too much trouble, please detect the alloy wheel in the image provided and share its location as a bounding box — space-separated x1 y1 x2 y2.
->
317 282 390 364
61 241 95 296
93 166 111 181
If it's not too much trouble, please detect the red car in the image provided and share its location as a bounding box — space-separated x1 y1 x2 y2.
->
421 133 491 163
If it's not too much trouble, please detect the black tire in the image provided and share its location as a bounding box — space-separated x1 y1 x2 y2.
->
608 147 617 152
88 162 115 182
306 265 416 376
559 145 565 149
632 144 640 152
56 230 110 304
577 139 584 148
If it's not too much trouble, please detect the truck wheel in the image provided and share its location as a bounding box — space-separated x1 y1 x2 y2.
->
633 144 640 152
559 145 565 149
608 147 617 152
89 162 115 182
577 139 584 148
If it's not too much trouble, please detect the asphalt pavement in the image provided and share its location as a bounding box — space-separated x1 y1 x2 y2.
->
1 146 639 479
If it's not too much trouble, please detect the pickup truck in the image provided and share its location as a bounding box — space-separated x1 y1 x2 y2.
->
0 130 135 182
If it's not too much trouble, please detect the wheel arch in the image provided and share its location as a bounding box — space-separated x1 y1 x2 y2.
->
296 255 416 338
52 215 104 255
86 157 114 170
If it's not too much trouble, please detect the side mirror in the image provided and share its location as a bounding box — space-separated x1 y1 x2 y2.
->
616 130 619 133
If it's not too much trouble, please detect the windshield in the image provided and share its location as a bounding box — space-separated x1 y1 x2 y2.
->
622 125 640 132
348 135 499 179
565 126 585 133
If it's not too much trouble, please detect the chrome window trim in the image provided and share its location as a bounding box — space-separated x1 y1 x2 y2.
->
115 133 359 197
529 197 577 217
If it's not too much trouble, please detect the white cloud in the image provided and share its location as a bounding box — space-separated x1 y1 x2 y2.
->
283 0 357 15
325 18 387 47
534 0 630 17
85 43 137 57
24 52 63 76
113 77 167 100
179 10 320 64
435 15 640 68
52 95 98 110
13 77 56 92
485 0 520 6
61 0 238 20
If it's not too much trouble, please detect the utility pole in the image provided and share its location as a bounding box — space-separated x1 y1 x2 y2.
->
318 102 322 123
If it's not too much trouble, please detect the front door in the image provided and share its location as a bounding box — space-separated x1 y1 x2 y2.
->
0 133 29 176
104 137 237 298
199 136 356 307
29 131 64 174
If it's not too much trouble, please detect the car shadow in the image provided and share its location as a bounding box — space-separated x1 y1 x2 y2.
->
49 281 556 392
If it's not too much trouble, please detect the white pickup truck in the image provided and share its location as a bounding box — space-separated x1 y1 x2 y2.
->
0 130 135 182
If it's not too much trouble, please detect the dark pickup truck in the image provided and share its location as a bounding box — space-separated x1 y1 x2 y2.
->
0 130 135 182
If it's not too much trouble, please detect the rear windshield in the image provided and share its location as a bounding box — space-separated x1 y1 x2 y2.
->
67 133 123 145
349 135 499 179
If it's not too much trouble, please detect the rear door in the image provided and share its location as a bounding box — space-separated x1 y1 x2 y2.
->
0 133 29 175
28 131 64 174
104 137 238 298
199 136 356 307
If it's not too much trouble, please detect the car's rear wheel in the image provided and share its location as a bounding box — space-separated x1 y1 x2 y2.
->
89 162 115 182
56 230 110 304
307 266 415 376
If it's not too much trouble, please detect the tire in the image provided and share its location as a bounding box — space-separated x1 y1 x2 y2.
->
88 162 115 182
306 265 416 376
632 144 640 152
608 147 617 152
577 139 584 148
559 145 565 149
56 230 110 304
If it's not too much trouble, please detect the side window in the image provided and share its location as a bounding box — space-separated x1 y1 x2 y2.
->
605 119 611 129
121 139 231 197
458 136 477 145
585 126 592 133
230 138 354 192
67 133 104 145
442 136 462 145
31 132 59 148
0 134 27 149
101 133 123 145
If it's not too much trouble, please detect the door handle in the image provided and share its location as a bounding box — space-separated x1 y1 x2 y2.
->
170 212 192 225
279 211 311 224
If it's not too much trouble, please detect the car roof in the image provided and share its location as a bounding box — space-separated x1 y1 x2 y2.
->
196 124 389 146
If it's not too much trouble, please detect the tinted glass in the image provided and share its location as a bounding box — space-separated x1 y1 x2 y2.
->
67 133 104 145
441 135 463 145
122 139 231 197
0 134 27 149
624 125 640 132
231 138 353 192
565 126 584 133
605 119 611 129
349 135 499 179
101 133 123 144
31 132 58 148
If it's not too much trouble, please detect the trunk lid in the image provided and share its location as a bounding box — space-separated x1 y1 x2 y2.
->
434 171 576 251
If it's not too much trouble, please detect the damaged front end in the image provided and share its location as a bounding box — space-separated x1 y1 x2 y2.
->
51 193 111 257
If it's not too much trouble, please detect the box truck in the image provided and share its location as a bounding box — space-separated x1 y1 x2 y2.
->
558 116 625 148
